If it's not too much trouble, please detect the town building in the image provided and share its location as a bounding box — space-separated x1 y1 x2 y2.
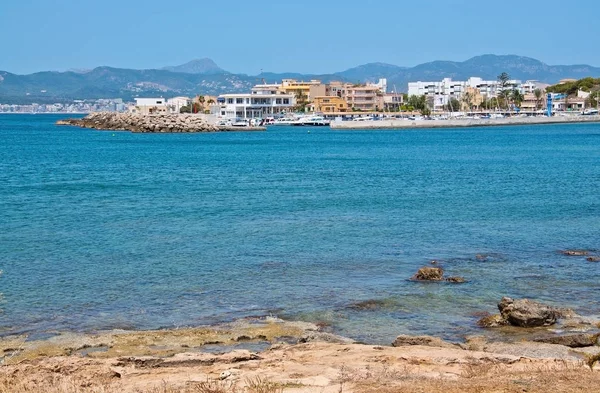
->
129 98 168 114
408 77 524 102
383 93 403 111
216 85 295 119
166 97 191 113
279 79 326 102
345 86 384 111
308 96 349 113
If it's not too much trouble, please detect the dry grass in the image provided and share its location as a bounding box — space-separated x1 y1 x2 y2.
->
353 360 600 393
586 352 600 370
0 372 289 393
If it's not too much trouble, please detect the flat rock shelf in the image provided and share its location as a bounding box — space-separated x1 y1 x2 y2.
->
57 112 266 133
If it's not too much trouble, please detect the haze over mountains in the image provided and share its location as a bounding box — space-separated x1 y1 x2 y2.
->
1 55 599 104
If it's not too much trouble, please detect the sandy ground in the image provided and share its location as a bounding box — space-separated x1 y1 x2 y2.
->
2 318 600 392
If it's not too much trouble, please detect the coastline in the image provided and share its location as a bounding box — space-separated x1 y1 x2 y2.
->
2 315 599 392
330 115 600 130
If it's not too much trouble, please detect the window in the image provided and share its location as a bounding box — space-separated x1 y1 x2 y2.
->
227 98 234 104
236 98 244 104
246 98 250 104
221 111 225 116
283 98 289 105
276 98 282 104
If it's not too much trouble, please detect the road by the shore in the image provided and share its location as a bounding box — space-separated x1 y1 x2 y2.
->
330 115 600 130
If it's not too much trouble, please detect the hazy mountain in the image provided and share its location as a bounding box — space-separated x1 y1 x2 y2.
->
161 58 225 74
1 55 599 103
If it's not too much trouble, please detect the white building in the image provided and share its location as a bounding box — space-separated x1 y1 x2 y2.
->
368 78 388 94
216 86 295 119
167 97 191 113
408 77 525 102
129 98 168 114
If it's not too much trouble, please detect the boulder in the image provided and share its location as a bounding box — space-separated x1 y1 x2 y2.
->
412 267 444 281
498 297 560 327
587 257 600 262
534 333 600 348
446 276 466 283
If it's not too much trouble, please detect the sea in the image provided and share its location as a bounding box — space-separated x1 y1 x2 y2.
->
1 114 599 344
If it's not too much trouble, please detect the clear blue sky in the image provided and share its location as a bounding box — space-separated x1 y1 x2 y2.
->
2 0 599 75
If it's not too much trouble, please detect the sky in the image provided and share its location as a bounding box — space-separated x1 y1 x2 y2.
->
2 0 600 75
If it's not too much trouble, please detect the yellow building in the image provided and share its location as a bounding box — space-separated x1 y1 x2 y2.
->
461 87 484 110
280 79 326 101
309 96 349 113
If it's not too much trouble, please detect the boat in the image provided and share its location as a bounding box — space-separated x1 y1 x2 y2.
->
292 115 330 126
272 115 301 126
231 119 249 127
352 116 374 122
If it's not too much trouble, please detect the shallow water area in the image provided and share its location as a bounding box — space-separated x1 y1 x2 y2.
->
1 114 599 344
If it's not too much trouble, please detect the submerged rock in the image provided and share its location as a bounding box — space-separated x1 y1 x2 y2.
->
587 256 600 262
392 335 459 349
445 276 466 283
560 249 590 256
412 267 444 281
347 299 390 311
498 297 561 328
477 314 509 328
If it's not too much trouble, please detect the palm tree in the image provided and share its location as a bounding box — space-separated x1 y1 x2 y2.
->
497 72 511 110
534 88 543 110
462 92 473 112
294 90 308 112
197 95 206 112
511 89 524 110
207 99 215 106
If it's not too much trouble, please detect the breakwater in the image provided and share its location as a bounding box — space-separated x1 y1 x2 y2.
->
56 112 265 132
331 115 600 129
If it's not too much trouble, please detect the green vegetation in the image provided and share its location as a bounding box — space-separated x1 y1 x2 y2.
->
546 77 600 109
546 77 600 95
445 98 461 112
179 103 202 113
406 94 431 115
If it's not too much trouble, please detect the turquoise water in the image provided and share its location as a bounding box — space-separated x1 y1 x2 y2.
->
1 114 599 344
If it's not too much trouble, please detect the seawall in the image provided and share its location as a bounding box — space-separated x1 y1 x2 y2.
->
57 112 265 132
330 115 600 130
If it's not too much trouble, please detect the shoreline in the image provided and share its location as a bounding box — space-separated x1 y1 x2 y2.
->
2 316 599 392
330 115 600 130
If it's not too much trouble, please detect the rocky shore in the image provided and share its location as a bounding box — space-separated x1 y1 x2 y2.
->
2 313 599 393
56 112 266 133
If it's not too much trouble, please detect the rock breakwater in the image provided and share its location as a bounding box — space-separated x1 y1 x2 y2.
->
57 112 265 133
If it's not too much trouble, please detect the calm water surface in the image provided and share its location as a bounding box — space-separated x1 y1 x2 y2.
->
1 114 599 343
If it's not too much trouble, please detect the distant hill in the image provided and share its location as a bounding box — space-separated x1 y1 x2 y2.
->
1 55 599 103
161 58 225 75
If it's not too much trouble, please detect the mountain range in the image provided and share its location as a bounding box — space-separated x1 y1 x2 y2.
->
1 55 599 104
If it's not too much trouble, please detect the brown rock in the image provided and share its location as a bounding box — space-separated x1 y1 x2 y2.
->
498 297 560 327
446 276 466 283
412 267 444 281
534 333 600 348
587 257 600 262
